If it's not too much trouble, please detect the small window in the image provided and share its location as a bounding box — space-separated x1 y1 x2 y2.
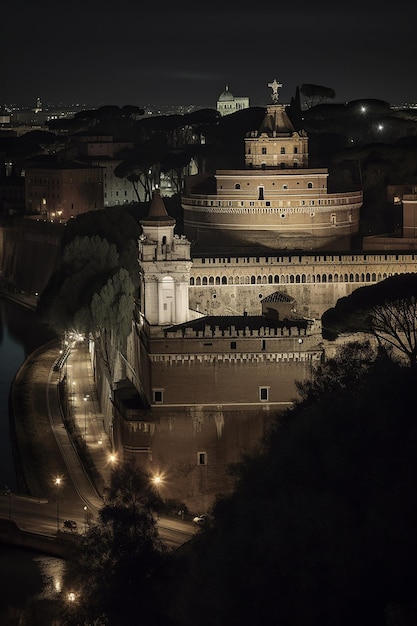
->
280 147 285 154
153 389 164 404
259 387 269 402
262 147 267 154
197 452 207 465
231 341 237 349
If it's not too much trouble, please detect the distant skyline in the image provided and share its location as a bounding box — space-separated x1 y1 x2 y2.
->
2 1 416 109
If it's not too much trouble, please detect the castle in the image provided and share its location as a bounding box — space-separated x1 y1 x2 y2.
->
107 82 416 512
185 78 362 252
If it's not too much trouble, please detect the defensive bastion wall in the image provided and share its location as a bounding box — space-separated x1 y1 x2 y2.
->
189 252 417 319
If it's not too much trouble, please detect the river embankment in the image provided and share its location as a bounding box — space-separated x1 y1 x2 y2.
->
0 289 70 500
9 338 68 499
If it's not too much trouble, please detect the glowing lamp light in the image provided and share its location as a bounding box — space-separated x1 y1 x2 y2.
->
151 473 165 490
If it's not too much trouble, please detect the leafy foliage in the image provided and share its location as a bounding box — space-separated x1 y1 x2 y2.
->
61 460 169 626
322 273 417 367
300 83 336 108
168 350 417 626
295 340 377 404
114 148 162 202
39 234 136 380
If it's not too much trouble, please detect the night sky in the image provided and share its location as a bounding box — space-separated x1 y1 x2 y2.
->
2 0 416 109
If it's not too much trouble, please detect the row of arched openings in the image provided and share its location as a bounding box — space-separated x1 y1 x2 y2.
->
190 272 393 286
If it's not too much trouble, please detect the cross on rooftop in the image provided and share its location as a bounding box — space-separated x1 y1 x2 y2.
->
268 78 282 103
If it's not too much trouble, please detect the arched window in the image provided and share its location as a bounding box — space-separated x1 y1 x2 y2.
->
268 275 273 284
251 276 256 284
222 276 227 285
274 275 279 283
209 276 214 285
196 276 201 285
235 183 241 189
202 276 208 285
308 182 313 189
215 276 220 285
190 277 195 285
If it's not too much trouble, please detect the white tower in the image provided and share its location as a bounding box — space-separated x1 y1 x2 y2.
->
138 190 192 326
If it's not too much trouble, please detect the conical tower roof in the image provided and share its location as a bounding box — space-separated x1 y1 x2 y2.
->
257 104 296 137
140 189 175 226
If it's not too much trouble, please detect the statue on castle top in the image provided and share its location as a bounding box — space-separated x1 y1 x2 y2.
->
268 78 282 103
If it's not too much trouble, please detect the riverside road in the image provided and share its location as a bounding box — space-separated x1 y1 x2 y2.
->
2 295 195 549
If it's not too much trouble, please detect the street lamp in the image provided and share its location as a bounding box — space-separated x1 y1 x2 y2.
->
83 505 89 533
151 473 165 491
83 394 89 441
4 485 11 520
54 477 62 531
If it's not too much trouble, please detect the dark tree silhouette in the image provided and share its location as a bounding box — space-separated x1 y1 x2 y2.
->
61 459 169 626
300 83 336 108
322 273 417 368
167 348 417 626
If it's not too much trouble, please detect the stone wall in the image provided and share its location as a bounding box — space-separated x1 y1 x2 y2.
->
189 251 417 318
0 220 63 295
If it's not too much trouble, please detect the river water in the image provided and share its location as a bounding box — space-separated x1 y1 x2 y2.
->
0 297 64 624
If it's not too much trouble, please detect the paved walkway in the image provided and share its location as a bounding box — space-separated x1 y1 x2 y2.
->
10 326 195 544
49 338 112 516
10 335 112 524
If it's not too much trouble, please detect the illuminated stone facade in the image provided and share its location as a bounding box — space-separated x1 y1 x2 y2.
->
184 84 362 251
216 86 250 116
111 83 416 512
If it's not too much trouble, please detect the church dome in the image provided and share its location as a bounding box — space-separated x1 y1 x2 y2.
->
218 86 234 102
